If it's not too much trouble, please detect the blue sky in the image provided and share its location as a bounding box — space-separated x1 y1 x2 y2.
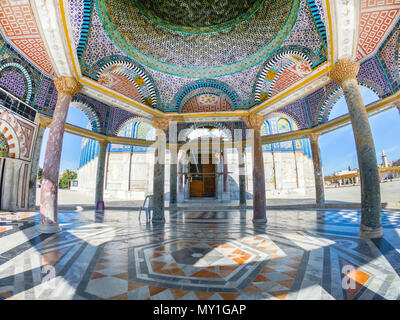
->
39 107 90 172
319 88 400 175
39 89 400 175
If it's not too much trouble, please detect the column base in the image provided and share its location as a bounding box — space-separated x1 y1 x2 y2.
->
359 224 383 239
169 202 178 209
36 224 62 234
152 218 165 224
252 218 267 224
316 202 326 209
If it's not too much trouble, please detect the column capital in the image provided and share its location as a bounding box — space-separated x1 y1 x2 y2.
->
38 115 52 129
308 133 320 143
329 59 360 84
152 117 170 132
98 139 108 147
167 115 186 123
242 114 265 130
53 77 83 98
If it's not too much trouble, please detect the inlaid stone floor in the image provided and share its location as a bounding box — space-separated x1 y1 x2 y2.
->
0 209 400 300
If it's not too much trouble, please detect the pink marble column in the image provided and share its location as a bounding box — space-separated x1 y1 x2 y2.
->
243 114 267 223
37 77 82 234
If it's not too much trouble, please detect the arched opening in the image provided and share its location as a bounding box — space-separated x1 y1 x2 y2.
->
81 118 157 202
39 106 95 205
328 87 380 120
320 89 400 204
259 113 313 197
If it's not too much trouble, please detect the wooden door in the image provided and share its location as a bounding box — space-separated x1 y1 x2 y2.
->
189 153 216 197
202 154 215 197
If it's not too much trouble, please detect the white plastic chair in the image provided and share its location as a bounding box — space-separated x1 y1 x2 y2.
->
139 195 153 223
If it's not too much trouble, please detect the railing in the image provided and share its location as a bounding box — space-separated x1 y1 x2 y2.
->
0 86 37 122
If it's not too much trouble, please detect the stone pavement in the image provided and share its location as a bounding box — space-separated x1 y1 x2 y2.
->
0 209 399 300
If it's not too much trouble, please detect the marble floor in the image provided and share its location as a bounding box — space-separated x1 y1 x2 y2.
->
0 209 400 300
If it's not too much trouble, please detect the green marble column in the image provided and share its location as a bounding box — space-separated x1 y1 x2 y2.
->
243 115 267 223
238 144 247 208
330 59 382 238
28 118 50 209
94 140 108 207
152 118 170 223
309 134 325 209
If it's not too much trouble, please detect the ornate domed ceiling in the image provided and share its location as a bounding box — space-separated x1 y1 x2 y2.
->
97 0 298 78
132 0 264 33
0 0 398 126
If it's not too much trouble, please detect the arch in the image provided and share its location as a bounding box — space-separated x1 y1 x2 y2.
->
260 120 272 136
178 122 233 142
70 98 102 133
253 46 315 104
172 79 242 112
0 114 22 159
0 62 33 103
317 82 382 124
114 116 153 138
93 55 158 108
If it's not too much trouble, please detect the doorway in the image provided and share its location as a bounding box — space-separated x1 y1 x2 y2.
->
189 153 216 198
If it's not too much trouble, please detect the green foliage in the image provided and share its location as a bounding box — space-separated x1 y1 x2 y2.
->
38 168 43 183
58 170 77 189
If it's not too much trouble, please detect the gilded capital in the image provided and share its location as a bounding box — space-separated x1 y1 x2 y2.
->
242 114 265 130
308 133 320 143
38 115 52 129
329 59 360 84
53 77 83 98
152 117 170 132
168 115 186 123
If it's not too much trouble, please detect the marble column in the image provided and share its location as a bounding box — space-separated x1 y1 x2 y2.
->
169 144 178 209
243 114 267 223
309 133 325 208
94 140 108 207
28 117 51 209
38 77 82 234
330 59 382 238
238 144 247 207
168 117 183 209
152 117 170 222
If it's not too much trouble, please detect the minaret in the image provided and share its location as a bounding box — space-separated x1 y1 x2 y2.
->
381 150 388 168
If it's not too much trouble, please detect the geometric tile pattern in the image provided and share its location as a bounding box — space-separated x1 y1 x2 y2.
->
1 209 400 300
357 0 400 61
0 1 54 76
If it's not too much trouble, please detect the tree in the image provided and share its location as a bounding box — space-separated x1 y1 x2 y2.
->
59 170 77 189
38 168 43 183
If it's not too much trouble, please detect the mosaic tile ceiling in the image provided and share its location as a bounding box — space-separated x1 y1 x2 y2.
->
99 0 298 78
132 0 264 33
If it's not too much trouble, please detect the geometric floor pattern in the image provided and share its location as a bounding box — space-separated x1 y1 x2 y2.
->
0 209 399 300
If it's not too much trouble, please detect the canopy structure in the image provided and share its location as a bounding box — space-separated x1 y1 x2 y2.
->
0 0 398 238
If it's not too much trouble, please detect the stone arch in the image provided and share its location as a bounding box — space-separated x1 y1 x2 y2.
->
0 62 33 103
0 112 23 159
70 98 102 133
253 46 315 104
173 79 242 113
114 116 154 138
178 122 233 142
316 81 382 124
93 55 158 107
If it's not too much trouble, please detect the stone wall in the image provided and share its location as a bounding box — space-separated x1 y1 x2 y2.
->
0 105 38 210
77 148 315 200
